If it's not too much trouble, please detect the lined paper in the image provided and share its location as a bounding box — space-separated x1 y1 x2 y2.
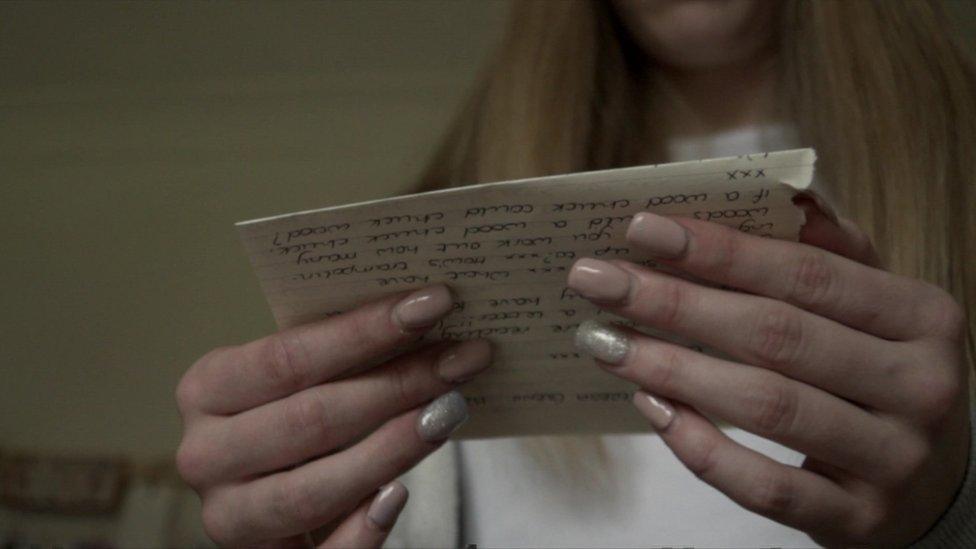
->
237 148 816 437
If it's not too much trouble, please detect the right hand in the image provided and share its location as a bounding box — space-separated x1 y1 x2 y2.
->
175 285 491 547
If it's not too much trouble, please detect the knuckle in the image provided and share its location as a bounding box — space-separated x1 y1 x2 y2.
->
750 384 799 437
338 304 398 354
285 391 333 442
646 345 682 393
745 470 796 517
200 498 234 546
933 293 965 340
175 440 205 488
651 278 687 328
708 226 742 282
847 498 890 544
752 306 805 367
787 251 834 306
269 477 318 532
892 438 931 483
386 358 415 405
913 367 962 423
916 285 966 339
176 347 231 413
684 433 721 480
262 331 311 394
175 374 204 415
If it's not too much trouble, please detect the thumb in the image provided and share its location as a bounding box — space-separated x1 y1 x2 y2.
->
794 193 882 268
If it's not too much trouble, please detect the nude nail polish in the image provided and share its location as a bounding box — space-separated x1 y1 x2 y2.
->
567 258 632 303
416 391 469 442
626 212 688 258
436 339 493 383
574 320 630 364
366 481 408 531
393 285 453 331
633 390 675 430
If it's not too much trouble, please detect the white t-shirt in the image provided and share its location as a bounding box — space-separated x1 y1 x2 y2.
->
457 124 819 548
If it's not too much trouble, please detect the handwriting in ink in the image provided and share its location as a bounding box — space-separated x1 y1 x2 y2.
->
446 270 511 281
488 297 541 307
693 207 769 221
645 193 707 208
274 237 349 256
436 241 481 252
274 222 350 245
587 215 633 231
465 204 534 218
376 275 430 287
496 237 552 248
366 226 445 243
293 261 407 281
726 168 766 180
463 222 528 239
374 245 419 256
296 250 358 265
551 199 630 212
427 256 487 268
368 212 444 227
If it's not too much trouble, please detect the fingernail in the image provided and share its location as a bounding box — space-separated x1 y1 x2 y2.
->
574 320 630 364
416 391 469 442
436 339 493 383
633 390 675 430
393 285 453 331
567 258 632 303
626 213 688 258
366 481 408 531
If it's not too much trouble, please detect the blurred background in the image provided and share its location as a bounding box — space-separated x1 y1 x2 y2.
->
1 1 506 545
1 1 974 546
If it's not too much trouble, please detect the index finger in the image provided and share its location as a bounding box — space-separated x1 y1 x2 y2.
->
181 285 454 415
624 212 935 340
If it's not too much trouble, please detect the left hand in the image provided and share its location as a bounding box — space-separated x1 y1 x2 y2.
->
567 205 970 547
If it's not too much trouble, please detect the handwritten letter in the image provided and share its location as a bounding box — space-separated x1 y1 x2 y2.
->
237 149 816 437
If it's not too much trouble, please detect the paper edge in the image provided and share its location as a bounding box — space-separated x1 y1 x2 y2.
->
234 148 816 227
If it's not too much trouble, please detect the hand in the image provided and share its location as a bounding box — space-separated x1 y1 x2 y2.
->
175 285 489 547
568 207 970 547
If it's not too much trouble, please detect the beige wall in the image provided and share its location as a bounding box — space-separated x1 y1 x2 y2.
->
0 1 507 461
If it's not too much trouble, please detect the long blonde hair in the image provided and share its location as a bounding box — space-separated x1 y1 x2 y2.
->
419 0 976 470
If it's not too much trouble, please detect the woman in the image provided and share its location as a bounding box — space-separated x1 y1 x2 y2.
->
175 1 975 546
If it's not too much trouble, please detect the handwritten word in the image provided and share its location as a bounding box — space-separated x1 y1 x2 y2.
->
463 222 528 239
645 193 707 208
376 275 430 287
726 169 766 180
375 245 419 256
436 241 481 252
296 250 358 265
366 226 445 243
428 256 486 268
497 237 552 248
440 325 530 339
368 212 444 227
576 392 630 402
511 392 565 404
294 261 407 281
693 207 769 221
587 215 633 231
465 204 534 218
488 297 540 307
275 223 350 245
274 237 349 256
446 270 511 281
551 199 630 212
